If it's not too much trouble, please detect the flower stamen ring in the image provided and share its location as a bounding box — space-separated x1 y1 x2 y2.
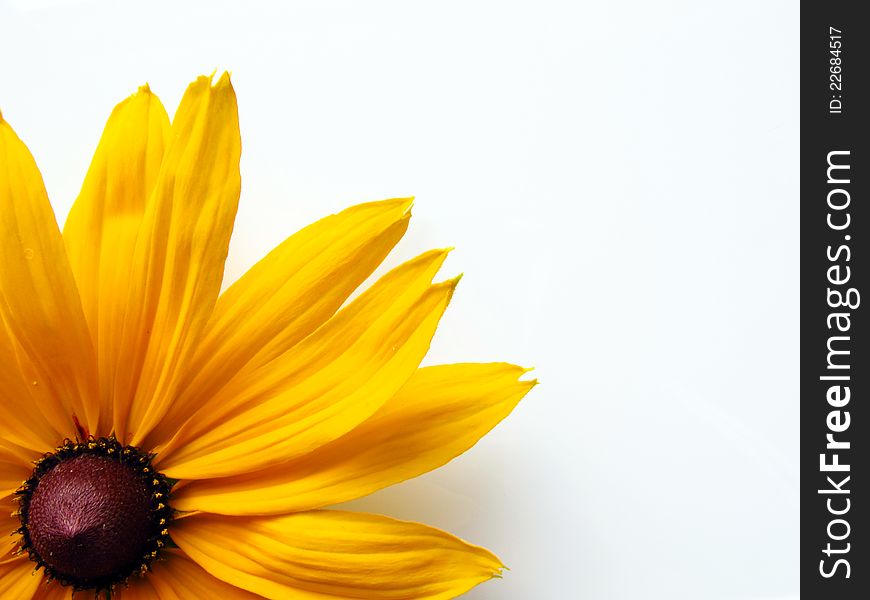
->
14 437 173 592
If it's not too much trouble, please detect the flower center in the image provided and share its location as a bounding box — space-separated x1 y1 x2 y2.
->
16 438 172 592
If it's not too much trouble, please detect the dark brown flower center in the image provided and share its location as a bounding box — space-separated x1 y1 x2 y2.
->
16 438 173 592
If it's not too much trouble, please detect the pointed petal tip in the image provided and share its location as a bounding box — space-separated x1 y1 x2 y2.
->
423 246 455 272
440 272 463 300
214 70 233 89
393 197 414 220
405 247 453 273
128 83 161 107
211 72 237 103
374 196 414 215
519 366 539 383
436 246 456 257
479 546 507 576
434 272 462 290
191 73 216 91
193 71 233 90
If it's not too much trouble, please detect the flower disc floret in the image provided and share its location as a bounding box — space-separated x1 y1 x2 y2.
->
15 437 173 592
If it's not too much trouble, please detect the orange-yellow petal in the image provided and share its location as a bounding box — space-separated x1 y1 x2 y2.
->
108 73 241 445
146 197 412 450
0 497 22 561
173 510 503 600
173 363 535 515
30 580 72 600
155 250 454 480
118 550 261 600
0 323 61 452
0 116 99 436
0 439 33 498
0 557 43 598
63 85 170 437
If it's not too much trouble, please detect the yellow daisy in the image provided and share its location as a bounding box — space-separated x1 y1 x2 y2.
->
0 73 535 599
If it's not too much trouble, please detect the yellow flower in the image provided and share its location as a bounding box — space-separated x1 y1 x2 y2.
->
0 73 535 599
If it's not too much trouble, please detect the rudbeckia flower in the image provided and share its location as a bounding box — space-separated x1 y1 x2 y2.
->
0 73 535 599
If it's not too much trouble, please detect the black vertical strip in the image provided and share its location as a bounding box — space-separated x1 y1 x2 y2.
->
802 3 869 598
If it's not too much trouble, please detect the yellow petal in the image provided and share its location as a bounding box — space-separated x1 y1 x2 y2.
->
0 323 62 452
118 550 261 600
0 557 43 598
173 363 535 515
109 73 241 444
155 250 454 480
0 496 22 562
63 85 170 437
0 439 34 498
0 116 99 435
30 580 72 600
173 510 503 600
146 197 412 450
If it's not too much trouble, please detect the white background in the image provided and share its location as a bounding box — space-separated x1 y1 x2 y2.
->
0 1 799 598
